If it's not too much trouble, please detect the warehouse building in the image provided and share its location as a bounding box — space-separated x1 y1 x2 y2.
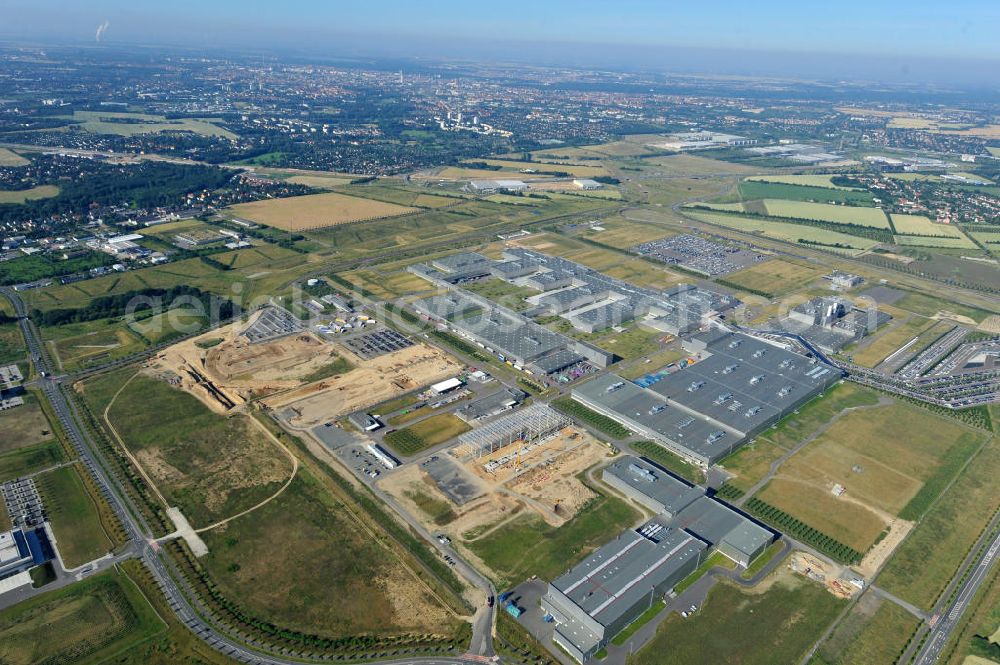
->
456 388 527 423
603 457 774 567
541 457 774 661
464 179 528 194
541 526 707 662
573 331 841 465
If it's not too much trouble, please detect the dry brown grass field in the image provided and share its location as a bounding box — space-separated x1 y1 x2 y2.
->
229 192 416 230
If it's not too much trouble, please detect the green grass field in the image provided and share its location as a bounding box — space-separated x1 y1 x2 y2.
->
0 147 28 166
128 307 208 345
67 110 236 139
890 214 968 237
893 234 977 249
37 465 114 568
814 594 920 665
466 488 639 588
0 322 25 366
762 200 890 228
201 468 464 638
0 440 66 484
685 211 880 256
756 400 983 552
739 181 873 205
383 413 471 456
46 319 148 372
721 259 826 296
85 369 293 528
878 436 1000 611
745 174 864 191
0 569 164 665
634 574 845 665
848 316 936 367
892 292 994 323
0 185 60 204
0 393 54 453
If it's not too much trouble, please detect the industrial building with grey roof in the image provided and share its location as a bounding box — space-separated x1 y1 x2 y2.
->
542 456 774 661
573 330 841 465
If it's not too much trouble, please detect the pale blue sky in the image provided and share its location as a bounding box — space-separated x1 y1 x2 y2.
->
4 0 1000 86
4 0 998 57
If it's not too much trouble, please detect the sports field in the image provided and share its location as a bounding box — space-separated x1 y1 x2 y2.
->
0 185 59 204
684 211 880 255
0 570 164 665
762 200 890 228
745 174 864 190
634 571 845 665
722 259 826 295
0 147 28 166
229 191 416 230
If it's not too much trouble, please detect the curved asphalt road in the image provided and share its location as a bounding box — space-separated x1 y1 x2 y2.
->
1 287 492 665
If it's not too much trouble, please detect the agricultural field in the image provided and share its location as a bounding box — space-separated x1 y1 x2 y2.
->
383 413 471 456
721 258 826 296
878 436 1000 611
65 110 236 139
738 180 873 205
969 230 1000 246
0 393 53 452
637 175 730 207
894 235 977 249
465 486 639 588
633 571 845 665
814 593 920 665
285 174 354 189
684 211 881 255
890 214 968 237
762 200 891 228
37 465 114 568
580 219 674 249
755 401 985 553
200 469 462 638
229 191 416 230
0 147 29 166
0 569 165 665
0 184 60 204
85 368 294 529
745 174 864 190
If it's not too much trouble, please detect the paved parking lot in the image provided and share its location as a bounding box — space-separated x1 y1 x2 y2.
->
242 306 302 344
1 478 45 527
343 328 414 359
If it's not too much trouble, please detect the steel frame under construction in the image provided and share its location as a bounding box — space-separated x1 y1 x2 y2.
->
456 404 569 459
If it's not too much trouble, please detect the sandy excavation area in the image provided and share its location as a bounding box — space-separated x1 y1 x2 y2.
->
265 342 463 428
149 311 351 414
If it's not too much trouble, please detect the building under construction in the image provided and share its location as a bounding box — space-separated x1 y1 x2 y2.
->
454 403 568 459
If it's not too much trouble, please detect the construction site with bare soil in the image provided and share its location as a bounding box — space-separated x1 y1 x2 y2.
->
379 427 611 562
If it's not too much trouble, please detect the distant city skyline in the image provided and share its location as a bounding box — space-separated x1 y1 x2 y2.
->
4 0 1000 85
